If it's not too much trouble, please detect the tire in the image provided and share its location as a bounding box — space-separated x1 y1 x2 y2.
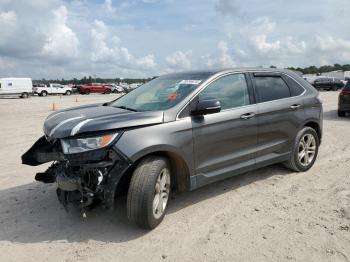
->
284 127 319 172
41 91 48 97
338 110 346 117
127 156 171 229
65 90 72 96
85 90 90 95
20 92 29 98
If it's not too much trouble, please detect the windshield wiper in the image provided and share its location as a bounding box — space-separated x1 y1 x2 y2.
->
115 106 138 112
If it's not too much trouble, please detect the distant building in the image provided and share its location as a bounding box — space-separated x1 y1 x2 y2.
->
321 70 350 80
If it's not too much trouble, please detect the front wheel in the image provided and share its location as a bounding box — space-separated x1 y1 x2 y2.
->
284 127 319 172
65 90 72 95
127 156 171 229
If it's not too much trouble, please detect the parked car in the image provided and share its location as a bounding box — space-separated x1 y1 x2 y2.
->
312 77 344 91
22 68 323 229
104 84 123 93
33 83 72 96
338 81 350 117
0 78 32 98
71 85 81 94
78 83 113 94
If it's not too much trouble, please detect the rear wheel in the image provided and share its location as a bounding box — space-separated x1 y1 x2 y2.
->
20 92 29 98
65 90 72 95
284 127 319 172
41 91 48 97
127 156 171 229
338 110 346 117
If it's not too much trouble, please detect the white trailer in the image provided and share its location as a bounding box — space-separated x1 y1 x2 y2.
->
0 78 32 98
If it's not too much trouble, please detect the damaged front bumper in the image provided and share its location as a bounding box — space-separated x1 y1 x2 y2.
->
22 136 131 213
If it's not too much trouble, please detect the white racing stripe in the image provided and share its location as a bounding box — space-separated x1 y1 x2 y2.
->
48 116 84 137
46 112 65 121
70 119 93 136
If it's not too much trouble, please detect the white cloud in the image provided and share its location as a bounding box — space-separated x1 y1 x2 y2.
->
204 41 235 68
136 54 157 68
217 41 235 67
103 0 115 13
166 50 192 70
0 11 17 26
42 6 79 59
1 0 350 78
91 20 156 70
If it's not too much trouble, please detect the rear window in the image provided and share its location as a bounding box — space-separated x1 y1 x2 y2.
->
254 76 291 103
283 75 305 96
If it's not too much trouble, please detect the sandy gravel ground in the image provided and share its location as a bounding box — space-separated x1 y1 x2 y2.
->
0 92 349 262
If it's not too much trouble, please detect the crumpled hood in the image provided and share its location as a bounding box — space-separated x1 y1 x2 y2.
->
43 103 164 139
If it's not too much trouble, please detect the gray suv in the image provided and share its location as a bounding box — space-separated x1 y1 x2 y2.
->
22 68 323 229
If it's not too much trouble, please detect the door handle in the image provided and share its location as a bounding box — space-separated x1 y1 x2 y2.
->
240 113 255 120
290 104 301 110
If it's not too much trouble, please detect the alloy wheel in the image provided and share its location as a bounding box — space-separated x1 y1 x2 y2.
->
298 134 316 167
152 168 170 219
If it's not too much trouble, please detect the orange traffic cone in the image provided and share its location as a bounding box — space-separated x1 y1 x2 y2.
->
51 102 56 111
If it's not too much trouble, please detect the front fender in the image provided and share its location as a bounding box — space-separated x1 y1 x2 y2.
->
114 120 195 177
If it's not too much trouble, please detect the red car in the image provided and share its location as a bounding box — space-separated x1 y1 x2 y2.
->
78 83 113 94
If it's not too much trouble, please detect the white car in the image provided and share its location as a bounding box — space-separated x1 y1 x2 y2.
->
0 78 33 98
33 83 73 96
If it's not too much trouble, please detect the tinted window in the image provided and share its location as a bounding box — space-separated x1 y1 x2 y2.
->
199 74 250 110
255 76 291 102
283 75 304 96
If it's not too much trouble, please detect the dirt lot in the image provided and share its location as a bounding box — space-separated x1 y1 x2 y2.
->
0 92 349 262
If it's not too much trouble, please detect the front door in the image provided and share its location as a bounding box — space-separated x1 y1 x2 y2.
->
192 73 257 188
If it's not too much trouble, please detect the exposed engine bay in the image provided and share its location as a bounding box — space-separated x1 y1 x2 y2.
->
22 136 131 217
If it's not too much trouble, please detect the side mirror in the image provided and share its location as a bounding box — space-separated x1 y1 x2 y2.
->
191 99 221 116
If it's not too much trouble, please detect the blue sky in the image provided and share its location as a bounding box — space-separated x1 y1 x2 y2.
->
0 0 349 78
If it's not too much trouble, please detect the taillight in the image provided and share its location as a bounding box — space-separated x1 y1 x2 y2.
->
340 89 350 96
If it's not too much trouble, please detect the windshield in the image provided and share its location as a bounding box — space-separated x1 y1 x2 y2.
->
110 72 213 111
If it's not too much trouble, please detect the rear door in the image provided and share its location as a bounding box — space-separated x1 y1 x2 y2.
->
192 73 258 187
252 72 305 167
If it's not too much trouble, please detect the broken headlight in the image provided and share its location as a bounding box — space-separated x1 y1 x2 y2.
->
61 133 118 154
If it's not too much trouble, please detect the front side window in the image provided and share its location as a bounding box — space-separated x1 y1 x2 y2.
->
198 74 250 110
254 76 290 103
110 72 213 111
